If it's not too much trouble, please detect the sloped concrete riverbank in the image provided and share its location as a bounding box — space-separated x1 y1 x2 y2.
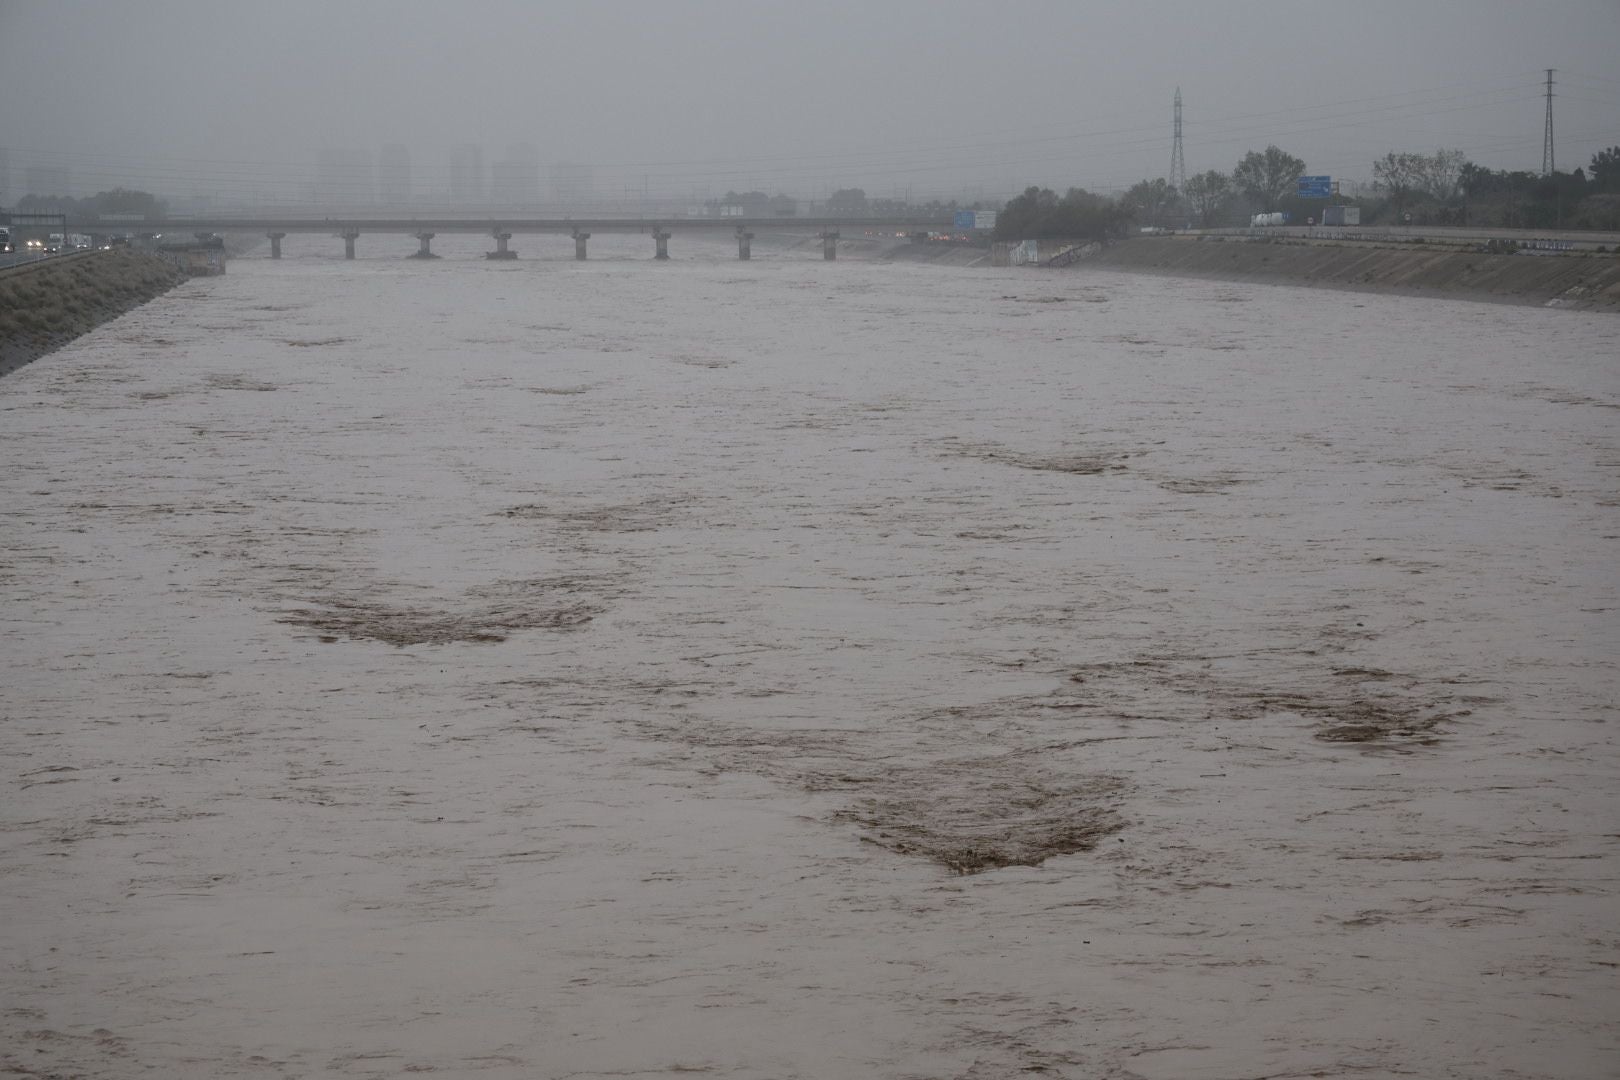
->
0 250 186 376
1087 235 1620 310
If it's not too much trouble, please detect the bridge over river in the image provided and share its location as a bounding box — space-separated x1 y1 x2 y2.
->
148 215 960 261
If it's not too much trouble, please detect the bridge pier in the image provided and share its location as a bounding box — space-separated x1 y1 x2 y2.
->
267 231 286 259
572 229 591 260
341 229 360 260
736 227 754 260
820 230 839 260
652 228 671 260
409 232 439 259
486 230 516 260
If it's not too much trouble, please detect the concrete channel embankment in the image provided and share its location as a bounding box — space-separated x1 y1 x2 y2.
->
1083 236 1620 311
0 249 187 376
882 242 992 267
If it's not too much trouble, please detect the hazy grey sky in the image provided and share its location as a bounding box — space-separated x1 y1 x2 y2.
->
1 0 1617 205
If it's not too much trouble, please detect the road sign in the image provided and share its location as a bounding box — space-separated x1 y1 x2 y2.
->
4 212 68 228
1297 175 1332 198
954 211 976 230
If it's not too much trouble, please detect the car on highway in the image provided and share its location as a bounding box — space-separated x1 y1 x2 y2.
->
0 228 11 254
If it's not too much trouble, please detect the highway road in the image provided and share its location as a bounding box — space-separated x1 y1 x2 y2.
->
0 250 60 271
0 248 100 275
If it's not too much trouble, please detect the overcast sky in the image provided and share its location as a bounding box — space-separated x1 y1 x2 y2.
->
1 0 1617 206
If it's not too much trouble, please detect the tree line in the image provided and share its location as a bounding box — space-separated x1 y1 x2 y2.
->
12 188 170 223
995 144 1620 238
1355 148 1620 228
993 144 1311 240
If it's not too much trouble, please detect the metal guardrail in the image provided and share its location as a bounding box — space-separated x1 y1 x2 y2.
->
0 248 105 280
1179 224 1620 249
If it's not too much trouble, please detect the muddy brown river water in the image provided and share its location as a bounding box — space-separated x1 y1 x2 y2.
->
3 234 1617 1078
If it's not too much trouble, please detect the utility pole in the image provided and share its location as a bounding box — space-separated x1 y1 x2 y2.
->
1542 68 1556 177
1169 87 1187 197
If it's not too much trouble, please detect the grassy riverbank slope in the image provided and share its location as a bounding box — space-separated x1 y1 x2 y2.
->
1 251 187 376
1088 236 1620 311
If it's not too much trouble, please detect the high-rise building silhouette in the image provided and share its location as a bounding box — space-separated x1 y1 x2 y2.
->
491 143 540 207
378 144 411 207
24 165 71 198
551 162 594 208
315 148 372 207
450 144 484 205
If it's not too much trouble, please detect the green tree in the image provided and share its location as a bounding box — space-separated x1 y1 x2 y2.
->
17 193 82 215
1182 170 1231 227
993 186 1127 241
1419 149 1469 203
1123 178 1178 227
19 187 169 223
994 186 1058 240
827 188 868 213
1459 161 1500 199
720 190 772 213
1372 152 1426 219
1232 146 1305 211
1590 147 1620 193
92 188 168 219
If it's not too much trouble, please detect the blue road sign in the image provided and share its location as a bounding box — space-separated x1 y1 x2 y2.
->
954 211 977 230
1297 175 1332 198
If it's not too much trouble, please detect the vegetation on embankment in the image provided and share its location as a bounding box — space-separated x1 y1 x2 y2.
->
993 186 1132 243
1086 236 1620 311
0 250 187 376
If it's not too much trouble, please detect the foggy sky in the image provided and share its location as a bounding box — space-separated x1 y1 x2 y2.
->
1 0 1617 206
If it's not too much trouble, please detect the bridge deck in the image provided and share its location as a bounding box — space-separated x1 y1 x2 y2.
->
141 217 955 235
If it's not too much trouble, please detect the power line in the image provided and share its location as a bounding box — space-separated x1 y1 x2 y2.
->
23 82 1545 198
13 73 1604 205
0 73 1547 182
1561 67 1620 89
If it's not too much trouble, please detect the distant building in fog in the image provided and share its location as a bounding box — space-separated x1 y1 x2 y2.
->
378 144 411 207
450 144 484 205
490 143 540 207
316 147 373 207
551 162 594 208
24 164 71 198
